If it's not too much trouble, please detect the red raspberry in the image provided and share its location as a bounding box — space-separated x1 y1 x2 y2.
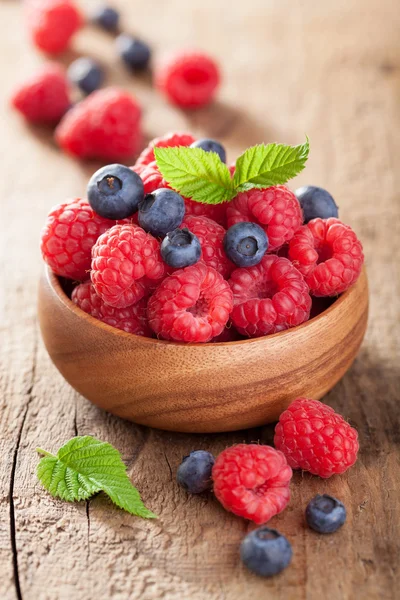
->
147 263 233 343
155 52 220 109
211 324 241 343
72 281 152 336
229 255 311 337
25 0 83 54
11 63 70 124
55 88 142 161
135 132 196 168
180 215 234 278
274 398 359 478
288 218 364 297
226 186 303 251
212 444 292 524
91 224 165 308
40 198 123 281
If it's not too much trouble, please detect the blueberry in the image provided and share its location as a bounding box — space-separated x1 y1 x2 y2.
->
92 5 120 31
295 185 339 223
306 494 346 534
176 450 215 494
87 164 144 220
240 527 292 577
161 228 201 268
68 58 104 95
116 34 151 71
223 222 268 267
138 189 185 237
190 138 226 163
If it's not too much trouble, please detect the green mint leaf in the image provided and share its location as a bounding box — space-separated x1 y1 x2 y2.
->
36 436 157 519
233 137 310 191
154 146 236 205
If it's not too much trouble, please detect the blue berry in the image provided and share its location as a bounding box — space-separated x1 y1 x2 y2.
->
306 494 346 534
92 5 120 31
68 58 104 95
138 189 185 237
87 164 144 220
295 186 339 223
116 35 151 71
177 450 215 494
240 527 292 577
190 138 226 163
223 222 268 267
161 228 201 268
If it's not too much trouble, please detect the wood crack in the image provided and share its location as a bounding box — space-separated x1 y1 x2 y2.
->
163 451 173 481
9 328 38 600
85 501 90 566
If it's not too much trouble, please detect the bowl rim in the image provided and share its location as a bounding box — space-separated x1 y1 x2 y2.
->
42 266 365 348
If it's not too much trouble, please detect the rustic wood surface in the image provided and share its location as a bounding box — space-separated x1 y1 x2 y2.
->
1 0 399 598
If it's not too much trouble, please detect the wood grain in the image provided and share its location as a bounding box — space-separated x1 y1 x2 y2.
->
1 0 399 599
37 268 368 433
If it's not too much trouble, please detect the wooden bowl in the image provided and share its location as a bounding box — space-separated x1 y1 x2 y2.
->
38 267 368 433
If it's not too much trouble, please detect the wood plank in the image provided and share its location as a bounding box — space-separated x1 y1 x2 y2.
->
0 0 399 599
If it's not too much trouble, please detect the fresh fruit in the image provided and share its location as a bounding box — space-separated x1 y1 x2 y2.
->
211 324 241 343
180 215 234 278
72 281 152 336
212 444 292 524
91 4 120 31
190 138 226 162
87 164 144 220
91 224 166 308
147 262 233 342
160 228 201 269
11 63 70 124
240 527 293 577
305 494 347 533
155 51 220 109
40 198 122 281
226 185 303 251
55 87 142 160
116 34 151 70
295 185 339 223
223 222 268 267
25 0 83 54
229 255 311 337
288 218 364 296
176 450 215 494
138 189 185 237
135 132 196 168
274 397 359 478
67 57 104 95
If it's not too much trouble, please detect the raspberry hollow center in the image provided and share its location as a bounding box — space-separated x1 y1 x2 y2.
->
188 296 209 318
316 242 333 263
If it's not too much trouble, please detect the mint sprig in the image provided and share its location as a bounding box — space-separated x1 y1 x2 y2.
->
36 436 157 519
154 138 309 205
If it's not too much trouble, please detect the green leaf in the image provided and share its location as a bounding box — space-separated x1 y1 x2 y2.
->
233 137 310 191
154 146 236 205
36 436 157 519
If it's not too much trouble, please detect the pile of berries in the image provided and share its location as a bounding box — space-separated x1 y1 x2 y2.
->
176 397 358 578
11 2 221 160
40 132 364 343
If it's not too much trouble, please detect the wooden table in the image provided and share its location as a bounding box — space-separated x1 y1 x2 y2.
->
1 1 399 598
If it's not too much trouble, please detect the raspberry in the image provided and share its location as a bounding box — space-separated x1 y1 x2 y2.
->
11 63 70 124
147 263 233 343
212 444 292 524
135 132 196 168
180 215 234 278
25 0 83 54
274 398 359 478
226 186 303 251
91 224 165 308
40 198 123 281
72 281 152 336
288 218 364 297
229 255 311 337
155 52 220 109
55 88 142 160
